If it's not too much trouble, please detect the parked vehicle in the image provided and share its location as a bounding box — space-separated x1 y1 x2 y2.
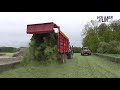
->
81 47 91 56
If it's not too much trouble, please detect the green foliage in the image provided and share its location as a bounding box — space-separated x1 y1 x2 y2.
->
72 47 81 53
82 27 99 52
97 42 109 53
108 40 120 53
82 19 120 54
115 46 120 54
97 41 120 54
22 48 34 66
0 47 17 52
23 31 58 65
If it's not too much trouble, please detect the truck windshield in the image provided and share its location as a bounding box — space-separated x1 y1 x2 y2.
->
83 48 89 50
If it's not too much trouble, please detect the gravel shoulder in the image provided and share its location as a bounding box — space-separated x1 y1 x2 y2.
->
0 55 22 65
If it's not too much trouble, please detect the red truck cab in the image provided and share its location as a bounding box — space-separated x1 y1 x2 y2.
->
81 47 91 56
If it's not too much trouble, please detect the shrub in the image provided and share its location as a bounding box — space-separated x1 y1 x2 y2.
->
72 47 81 53
97 42 109 53
97 40 120 54
114 45 120 54
108 40 120 54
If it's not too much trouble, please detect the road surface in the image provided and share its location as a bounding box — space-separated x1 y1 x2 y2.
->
0 56 22 65
0 53 120 78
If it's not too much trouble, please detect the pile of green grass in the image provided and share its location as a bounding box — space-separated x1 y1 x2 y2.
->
22 31 58 65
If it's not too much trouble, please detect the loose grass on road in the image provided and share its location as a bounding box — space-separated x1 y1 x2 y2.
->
0 53 120 78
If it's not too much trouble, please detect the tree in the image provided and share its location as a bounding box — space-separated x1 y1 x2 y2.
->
110 19 120 41
82 19 120 54
82 20 100 52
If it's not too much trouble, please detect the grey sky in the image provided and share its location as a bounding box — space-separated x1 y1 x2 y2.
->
0 12 120 48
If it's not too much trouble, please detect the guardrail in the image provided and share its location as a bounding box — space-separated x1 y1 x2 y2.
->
0 55 22 73
94 53 120 63
0 60 21 73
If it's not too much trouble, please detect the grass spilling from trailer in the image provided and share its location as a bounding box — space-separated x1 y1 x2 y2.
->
22 31 58 65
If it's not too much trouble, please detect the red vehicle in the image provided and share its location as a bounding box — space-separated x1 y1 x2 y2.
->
81 47 91 56
27 22 73 63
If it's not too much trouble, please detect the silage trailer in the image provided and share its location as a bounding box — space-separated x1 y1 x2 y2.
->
27 22 73 63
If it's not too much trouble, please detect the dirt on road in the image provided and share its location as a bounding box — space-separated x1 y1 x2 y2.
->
0 48 25 65
0 56 22 65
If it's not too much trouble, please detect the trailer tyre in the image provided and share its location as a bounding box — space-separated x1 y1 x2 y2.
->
67 52 71 59
67 51 73 59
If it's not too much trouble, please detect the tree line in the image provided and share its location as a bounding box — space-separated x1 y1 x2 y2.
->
0 47 25 52
72 47 81 53
82 19 120 54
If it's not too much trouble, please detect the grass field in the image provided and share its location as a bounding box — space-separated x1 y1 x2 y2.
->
0 53 120 78
0 52 14 56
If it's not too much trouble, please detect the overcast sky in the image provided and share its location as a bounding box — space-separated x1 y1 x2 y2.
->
0 12 120 48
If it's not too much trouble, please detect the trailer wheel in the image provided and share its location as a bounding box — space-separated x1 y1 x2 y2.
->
67 52 73 59
81 53 82 55
70 52 73 59
67 52 70 59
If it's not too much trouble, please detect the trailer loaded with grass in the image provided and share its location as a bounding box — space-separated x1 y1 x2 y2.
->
26 22 73 63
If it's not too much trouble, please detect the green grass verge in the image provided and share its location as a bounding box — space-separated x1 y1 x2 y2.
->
0 53 120 78
105 54 120 57
0 52 15 56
